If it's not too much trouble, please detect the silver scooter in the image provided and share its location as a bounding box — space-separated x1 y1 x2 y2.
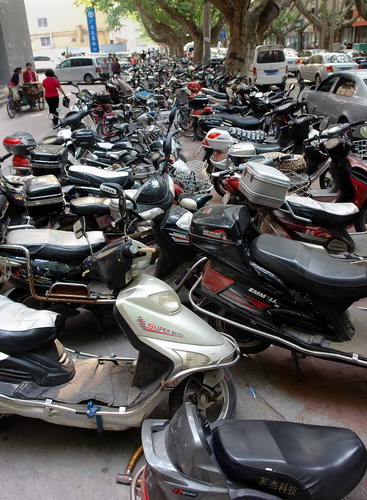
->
0 235 238 431
133 403 367 499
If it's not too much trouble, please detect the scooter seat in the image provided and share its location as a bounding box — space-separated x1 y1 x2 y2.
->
254 142 282 154
217 114 260 130
251 234 367 303
179 193 213 210
213 419 367 500
202 88 227 99
68 166 134 189
6 229 106 262
69 197 111 217
284 195 359 228
0 295 64 355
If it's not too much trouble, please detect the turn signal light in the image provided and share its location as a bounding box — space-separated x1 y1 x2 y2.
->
326 65 333 72
253 67 257 75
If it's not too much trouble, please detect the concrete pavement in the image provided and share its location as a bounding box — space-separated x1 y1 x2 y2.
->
0 80 366 499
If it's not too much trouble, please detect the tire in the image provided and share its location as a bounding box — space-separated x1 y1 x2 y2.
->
319 168 336 191
296 71 302 83
315 74 321 86
7 99 15 119
169 368 236 422
213 175 227 197
209 308 270 354
38 96 45 110
84 73 94 85
96 122 105 137
177 109 195 138
355 204 367 232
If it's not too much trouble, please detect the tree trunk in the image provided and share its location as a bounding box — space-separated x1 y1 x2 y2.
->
193 35 204 63
276 33 285 45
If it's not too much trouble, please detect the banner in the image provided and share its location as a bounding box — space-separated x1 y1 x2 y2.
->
86 7 99 53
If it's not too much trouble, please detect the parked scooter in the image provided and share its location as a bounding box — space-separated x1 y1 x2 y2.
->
133 402 367 500
0 239 238 431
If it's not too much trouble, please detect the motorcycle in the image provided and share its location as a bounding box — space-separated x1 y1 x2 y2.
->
0 239 238 431
133 402 367 500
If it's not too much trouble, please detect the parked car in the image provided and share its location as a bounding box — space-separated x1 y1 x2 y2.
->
33 55 60 73
299 49 327 63
54 56 103 84
250 44 288 87
303 70 367 124
344 50 367 69
297 52 358 85
284 48 300 75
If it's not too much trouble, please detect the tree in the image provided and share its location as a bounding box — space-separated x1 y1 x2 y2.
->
266 5 310 46
209 0 293 75
294 0 359 49
355 0 367 22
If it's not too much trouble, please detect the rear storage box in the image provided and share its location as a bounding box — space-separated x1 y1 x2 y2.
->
30 145 68 176
23 175 65 218
228 142 257 166
71 129 96 149
239 161 290 208
189 204 257 269
3 132 37 156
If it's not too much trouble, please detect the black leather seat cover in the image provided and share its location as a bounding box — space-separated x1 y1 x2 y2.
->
217 114 260 130
0 296 65 354
285 199 359 229
251 234 367 303
205 90 227 100
254 142 282 154
179 193 213 209
68 166 134 189
70 197 110 216
213 420 367 500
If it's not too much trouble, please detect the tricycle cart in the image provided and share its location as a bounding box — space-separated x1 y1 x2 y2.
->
7 82 45 118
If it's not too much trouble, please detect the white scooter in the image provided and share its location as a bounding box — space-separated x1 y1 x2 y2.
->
0 227 238 431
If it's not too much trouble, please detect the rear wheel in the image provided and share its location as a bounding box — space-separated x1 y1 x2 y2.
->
84 73 94 85
319 168 336 191
213 175 227 197
177 109 195 137
169 369 236 422
7 99 15 118
38 95 45 110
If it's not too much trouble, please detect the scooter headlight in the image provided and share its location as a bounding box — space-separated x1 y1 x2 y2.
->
174 350 211 369
148 290 181 314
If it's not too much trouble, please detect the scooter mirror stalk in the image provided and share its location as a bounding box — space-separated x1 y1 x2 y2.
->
73 217 94 255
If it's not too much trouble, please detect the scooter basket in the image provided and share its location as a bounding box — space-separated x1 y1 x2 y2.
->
172 160 212 194
284 170 310 196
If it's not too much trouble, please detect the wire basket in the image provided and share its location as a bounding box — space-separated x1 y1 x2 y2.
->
353 140 367 159
172 160 212 194
284 170 310 196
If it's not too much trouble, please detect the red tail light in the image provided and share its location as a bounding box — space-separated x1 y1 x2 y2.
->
207 132 221 139
12 155 31 167
3 138 22 145
253 67 257 75
202 138 209 146
286 65 288 73
96 67 101 73
358 64 362 69
326 65 333 72
298 59 303 64
140 466 150 500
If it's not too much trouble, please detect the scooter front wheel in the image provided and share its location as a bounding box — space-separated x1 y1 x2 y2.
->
169 368 236 421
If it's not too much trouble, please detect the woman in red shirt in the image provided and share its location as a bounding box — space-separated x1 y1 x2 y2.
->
42 69 67 126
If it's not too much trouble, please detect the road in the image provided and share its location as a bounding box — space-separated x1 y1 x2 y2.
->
0 79 366 500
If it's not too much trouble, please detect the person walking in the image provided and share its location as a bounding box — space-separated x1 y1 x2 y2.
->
42 69 67 126
100 57 110 81
111 57 121 76
23 63 37 83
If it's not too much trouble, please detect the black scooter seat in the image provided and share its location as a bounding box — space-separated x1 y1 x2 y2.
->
217 114 260 130
202 88 227 100
0 295 64 354
284 196 359 228
213 419 367 500
68 165 134 189
6 229 106 262
251 234 367 303
254 142 282 154
70 197 110 217
179 193 213 210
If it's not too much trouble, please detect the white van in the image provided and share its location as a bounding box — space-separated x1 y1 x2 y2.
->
54 56 103 84
251 45 288 87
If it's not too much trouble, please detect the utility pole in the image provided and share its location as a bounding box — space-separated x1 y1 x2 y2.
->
203 0 211 64
329 0 337 51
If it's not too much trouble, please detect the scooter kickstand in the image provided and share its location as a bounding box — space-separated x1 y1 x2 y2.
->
291 351 305 382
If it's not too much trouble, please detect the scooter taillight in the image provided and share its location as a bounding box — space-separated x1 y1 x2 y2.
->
202 261 234 293
12 155 31 168
140 466 150 500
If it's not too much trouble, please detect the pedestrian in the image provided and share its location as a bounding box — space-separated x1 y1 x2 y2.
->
100 57 110 81
111 57 121 76
23 62 37 83
141 50 146 61
42 68 67 126
108 52 112 62
130 54 138 66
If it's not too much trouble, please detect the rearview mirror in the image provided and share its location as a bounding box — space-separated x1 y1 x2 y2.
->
319 116 330 131
168 107 177 126
163 132 173 158
288 82 296 92
73 217 86 240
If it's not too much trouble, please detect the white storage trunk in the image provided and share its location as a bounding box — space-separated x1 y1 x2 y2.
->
239 161 290 208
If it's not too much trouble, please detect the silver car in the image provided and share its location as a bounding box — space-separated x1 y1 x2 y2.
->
285 48 300 75
297 52 358 85
303 70 367 123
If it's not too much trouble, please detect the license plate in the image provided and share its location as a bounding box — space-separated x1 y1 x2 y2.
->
340 67 351 71
265 70 277 75
288 61 294 64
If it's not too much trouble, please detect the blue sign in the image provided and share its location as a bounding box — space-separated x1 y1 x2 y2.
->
86 8 99 53
219 28 227 40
